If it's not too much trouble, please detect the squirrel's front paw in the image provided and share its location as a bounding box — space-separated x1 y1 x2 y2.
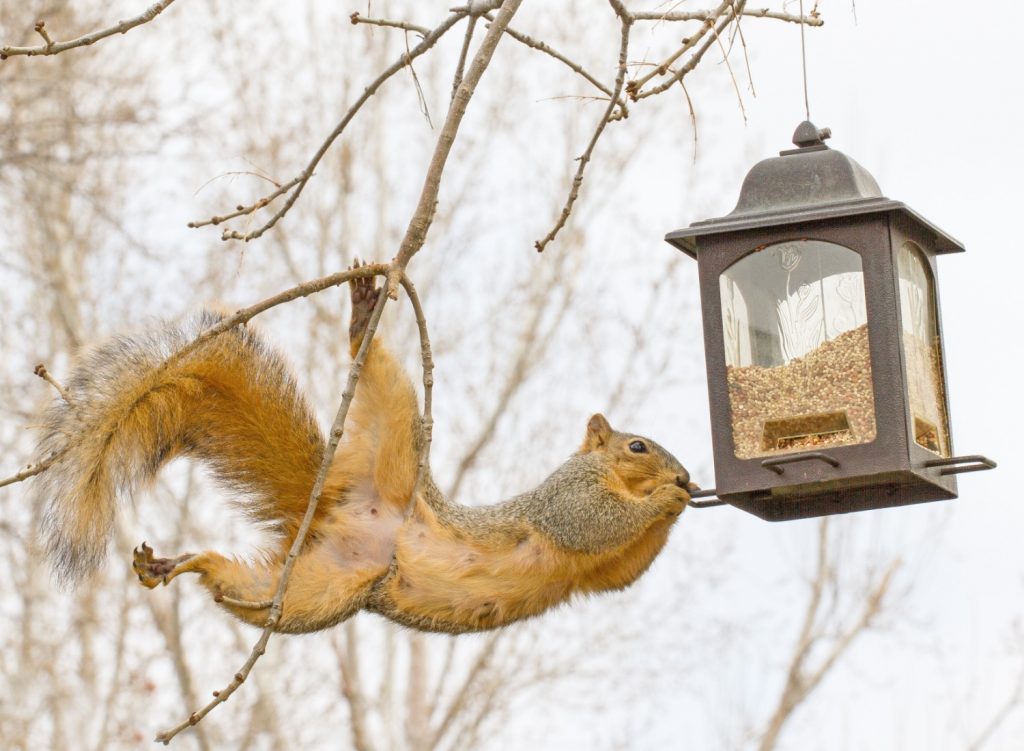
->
648 484 690 518
132 542 193 589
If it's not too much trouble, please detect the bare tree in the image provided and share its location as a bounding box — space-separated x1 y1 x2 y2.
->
753 519 901 751
0 4 183 748
966 620 1024 751
0 1 829 747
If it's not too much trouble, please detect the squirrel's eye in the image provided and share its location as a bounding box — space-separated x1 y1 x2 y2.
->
628 440 647 454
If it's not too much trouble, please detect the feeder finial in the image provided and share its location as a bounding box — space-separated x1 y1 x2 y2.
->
792 120 832 149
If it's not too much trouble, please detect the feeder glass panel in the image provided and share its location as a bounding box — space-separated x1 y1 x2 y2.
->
897 241 950 456
720 240 878 459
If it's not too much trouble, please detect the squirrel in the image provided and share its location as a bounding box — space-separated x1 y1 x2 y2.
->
33 268 695 635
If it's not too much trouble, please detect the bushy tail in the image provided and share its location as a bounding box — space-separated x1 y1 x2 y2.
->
35 311 326 585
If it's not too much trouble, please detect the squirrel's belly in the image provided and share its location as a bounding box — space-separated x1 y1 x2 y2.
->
375 512 580 632
322 482 405 572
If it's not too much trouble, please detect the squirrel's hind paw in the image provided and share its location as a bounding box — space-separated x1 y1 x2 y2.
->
132 542 194 589
349 259 381 345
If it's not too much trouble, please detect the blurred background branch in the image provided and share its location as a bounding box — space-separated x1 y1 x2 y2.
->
1 1 1018 750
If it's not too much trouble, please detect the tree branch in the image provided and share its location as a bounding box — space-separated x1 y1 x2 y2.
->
623 2 741 107
32 363 72 405
386 0 525 298
207 11 467 243
450 16 478 102
487 14 620 107
533 3 632 253
155 265 393 744
429 632 504 750
0 454 60 489
149 262 432 743
967 655 1024 750
757 520 901 751
626 10 721 98
1 1 178 60
336 622 375 751
445 259 574 501
398 275 436 518
188 175 304 230
349 12 430 37
630 6 822 26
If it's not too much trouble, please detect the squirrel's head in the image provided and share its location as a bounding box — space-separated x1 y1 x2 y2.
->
580 413 696 499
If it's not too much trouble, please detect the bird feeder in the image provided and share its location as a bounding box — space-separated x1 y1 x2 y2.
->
666 121 994 521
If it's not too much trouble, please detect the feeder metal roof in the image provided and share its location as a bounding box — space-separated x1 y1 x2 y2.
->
665 121 965 258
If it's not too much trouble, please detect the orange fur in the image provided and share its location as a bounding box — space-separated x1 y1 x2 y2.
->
375 492 678 632
40 277 690 634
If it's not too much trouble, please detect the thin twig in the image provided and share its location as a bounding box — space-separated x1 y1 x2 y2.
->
405 635 429 746
398 275 435 518
626 4 739 105
534 3 632 253
336 622 374 751
1 0 178 59
630 7 822 25
449 0 504 14
0 454 60 489
757 520 900 751
92 572 131 751
428 641 461 723
188 175 304 230
349 12 430 37
679 79 698 162
430 632 504 750
451 16 478 102
155 266 393 744
153 264 387 372
405 32 434 128
386 0 525 298
446 276 550 500
33 21 53 49
710 6 748 122
626 7 721 98
216 11 467 243
488 14 624 115
730 0 757 97
802 564 897 693
967 654 1024 750
32 363 72 405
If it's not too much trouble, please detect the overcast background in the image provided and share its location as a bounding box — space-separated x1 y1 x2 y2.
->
1 1 1021 749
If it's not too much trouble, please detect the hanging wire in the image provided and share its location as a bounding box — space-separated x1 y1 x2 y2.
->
798 0 811 120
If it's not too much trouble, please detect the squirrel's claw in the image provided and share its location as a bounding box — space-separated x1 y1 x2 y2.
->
648 483 690 518
132 542 192 589
132 543 163 589
349 260 381 347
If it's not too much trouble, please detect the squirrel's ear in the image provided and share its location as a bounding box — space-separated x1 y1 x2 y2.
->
582 413 613 452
